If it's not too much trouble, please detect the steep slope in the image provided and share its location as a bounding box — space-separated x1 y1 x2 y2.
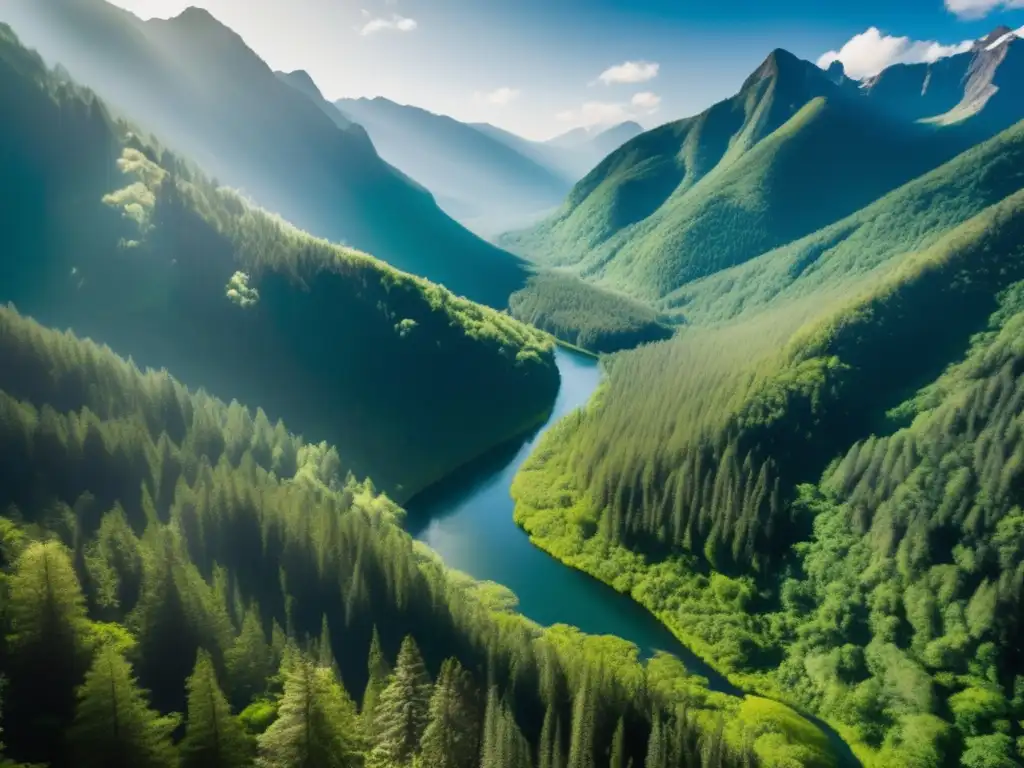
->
333 96 570 237
861 26 1024 134
0 0 530 308
512 115 1024 766
0 23 559 501
275 68 355 130
502 49 986 301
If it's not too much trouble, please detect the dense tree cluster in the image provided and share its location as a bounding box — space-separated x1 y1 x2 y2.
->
511 108 1024 766
509 273 674 354
0 303 764 768
0 22 559 501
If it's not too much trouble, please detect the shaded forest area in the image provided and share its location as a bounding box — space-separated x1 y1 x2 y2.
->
0 303 778 768
0 23 560 501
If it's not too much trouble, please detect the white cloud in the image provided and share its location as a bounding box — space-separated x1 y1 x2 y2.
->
945 0 1024 19
817 27 974 79
474 87 521 106
596 60 660 85
359 12 417 35
631 91 661 112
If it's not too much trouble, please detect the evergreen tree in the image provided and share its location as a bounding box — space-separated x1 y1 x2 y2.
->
479 687 531 768
317 615 335 672
645 714 666 768
256 651 363 768
4 540 93 764
69 644 179 768
539 701 557 768
566 675 594 768
609 716 626 768
180 649 254 768
419 658 479 768
225 606 275 711
369 635 431 767
362 626 391 732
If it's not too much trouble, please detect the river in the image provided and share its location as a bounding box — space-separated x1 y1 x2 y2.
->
406 346 859 767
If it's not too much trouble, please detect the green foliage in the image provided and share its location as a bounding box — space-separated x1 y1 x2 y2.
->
0 23 558 502
509 272 674 353
69 644 179 768
419 658 480 768
369 635 432 767
181 649 254 768
256 651 364 768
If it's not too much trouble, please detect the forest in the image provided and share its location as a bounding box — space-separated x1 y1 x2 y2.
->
511 98 1024 766
509 274 674 354
0 303 832 768
0 22 560 501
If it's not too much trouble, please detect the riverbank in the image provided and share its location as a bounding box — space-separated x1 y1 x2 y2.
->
510 415 869 768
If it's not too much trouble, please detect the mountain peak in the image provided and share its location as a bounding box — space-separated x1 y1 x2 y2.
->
742 47 811 91
975 25 1018 52
275 69 325 102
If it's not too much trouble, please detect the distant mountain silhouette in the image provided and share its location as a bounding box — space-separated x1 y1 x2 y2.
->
332 95 570 237
0 0 529 307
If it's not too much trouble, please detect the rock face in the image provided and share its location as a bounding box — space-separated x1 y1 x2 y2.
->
860 26 1024 132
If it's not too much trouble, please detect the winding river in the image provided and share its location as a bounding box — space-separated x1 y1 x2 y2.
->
406 347 858 767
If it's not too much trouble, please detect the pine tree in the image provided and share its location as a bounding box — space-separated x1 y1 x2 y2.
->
4 540 93 764
479 687 531 768
369 635 431 767
419 658 480 768
317 614 335 672
645 713 666 768
226 605 275 710
538 701 557 768
256 651 363 768
609 716 626 768
566 675 594 768
181 649 254 768
362 626 391 732
69 644 179 768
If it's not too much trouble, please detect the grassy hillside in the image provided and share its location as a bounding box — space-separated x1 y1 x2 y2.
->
509 272 674 354
511 113 1024 765
334 96 569 237
502 50 977 302
0 302 804 768
0 23 559 501
0 0 530 308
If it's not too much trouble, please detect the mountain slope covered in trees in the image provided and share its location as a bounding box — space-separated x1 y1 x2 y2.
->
501 48 1003 302
512 100 1024 766
0 0 530 308
0 22 560 501
0 302 834 768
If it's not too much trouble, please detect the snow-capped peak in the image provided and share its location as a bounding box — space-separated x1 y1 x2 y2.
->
986 31 1018 51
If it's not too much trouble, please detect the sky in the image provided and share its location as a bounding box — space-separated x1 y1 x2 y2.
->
105 0 1024 141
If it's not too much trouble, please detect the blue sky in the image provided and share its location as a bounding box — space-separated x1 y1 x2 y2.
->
107 0 1024 139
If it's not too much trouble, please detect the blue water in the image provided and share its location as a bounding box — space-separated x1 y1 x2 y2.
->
406 347 736 690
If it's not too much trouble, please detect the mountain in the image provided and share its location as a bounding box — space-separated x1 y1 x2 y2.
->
473 120 645 183
330 96 570 237
0 0 530 308
275 68 354 130
0 21 559 502
511 52 1024 768
501 47 995 301
856 26 1024 133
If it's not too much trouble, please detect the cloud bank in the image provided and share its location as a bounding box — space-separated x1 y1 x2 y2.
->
944 0 1024 19
817 27 974 79
474 87 521 106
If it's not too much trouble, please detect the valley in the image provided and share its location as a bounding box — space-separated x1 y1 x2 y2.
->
2 1 1024 768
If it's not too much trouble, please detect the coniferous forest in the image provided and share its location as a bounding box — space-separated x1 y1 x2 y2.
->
6 1 1024 767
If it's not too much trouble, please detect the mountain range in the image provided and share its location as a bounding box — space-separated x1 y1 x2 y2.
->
0 0 529 308
502 33 1024 302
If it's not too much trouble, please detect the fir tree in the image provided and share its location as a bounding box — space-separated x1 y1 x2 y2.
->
645 713 666 768
4 540 93 764
69 644 179 768
419 658 479 768
369 635 431 767
566 674 594 768
609 716 626 768
180 649 254 768
225 605 275 711
362 626 391 732
256 651 363 768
